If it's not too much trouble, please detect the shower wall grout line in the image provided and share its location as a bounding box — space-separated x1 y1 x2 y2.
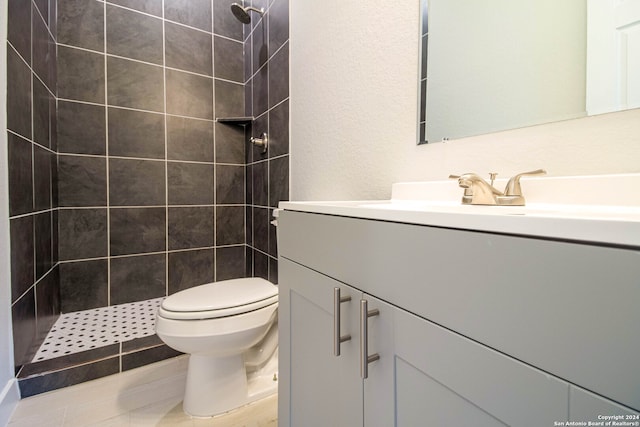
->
56 98 218 122
163 0 169 297
57 204 246 209
56 243 249 265
57 152 226 165
212 0 218 282
266 2 271 281
6 127 57 156
246 39 287 84
98 2 183 30
103 0 237 38
58 152 250 167
104 0 111 307
247 14 254 279
57 43 237 82
6 30 59 106
9 265 58 310
32 0 56 45
30 0 36 302
9 206 58 221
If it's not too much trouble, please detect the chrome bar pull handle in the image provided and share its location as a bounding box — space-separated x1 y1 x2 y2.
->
360 299 380 379
333 287 352 357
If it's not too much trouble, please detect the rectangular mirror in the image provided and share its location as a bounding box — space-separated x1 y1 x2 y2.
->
419 0 640 145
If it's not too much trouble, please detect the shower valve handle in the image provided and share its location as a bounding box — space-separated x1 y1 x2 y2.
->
250 132 268 154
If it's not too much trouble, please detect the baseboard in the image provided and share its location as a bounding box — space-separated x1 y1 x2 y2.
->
0 378 20 426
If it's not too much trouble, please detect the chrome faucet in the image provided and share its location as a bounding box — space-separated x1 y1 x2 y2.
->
450 169 546 206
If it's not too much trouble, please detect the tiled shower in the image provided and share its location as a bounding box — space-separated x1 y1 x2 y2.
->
5 0 289 397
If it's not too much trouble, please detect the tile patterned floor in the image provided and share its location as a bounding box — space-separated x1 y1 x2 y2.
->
33 299 164 362
9 355 278 427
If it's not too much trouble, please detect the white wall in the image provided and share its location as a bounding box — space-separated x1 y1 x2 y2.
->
0 0 20 422
290 0 640 201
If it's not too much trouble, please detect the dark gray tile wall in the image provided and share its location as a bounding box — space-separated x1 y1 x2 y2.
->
244 0 290 284
59 259 108 312
7 0 59 372
56 0 252 316
106 5 163 64
6 0 289 392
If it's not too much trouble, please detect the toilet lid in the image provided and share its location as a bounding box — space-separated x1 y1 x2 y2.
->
159 278 278 320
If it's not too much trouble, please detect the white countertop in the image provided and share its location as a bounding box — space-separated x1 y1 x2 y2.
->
279 173 640 248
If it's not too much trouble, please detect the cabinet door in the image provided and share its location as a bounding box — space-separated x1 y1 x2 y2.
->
361 294 395 427
364 294 570 427
279 259 363 427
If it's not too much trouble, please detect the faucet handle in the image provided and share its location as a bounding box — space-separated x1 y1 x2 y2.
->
504 169 547 196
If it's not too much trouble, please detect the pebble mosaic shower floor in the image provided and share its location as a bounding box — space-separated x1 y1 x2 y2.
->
32 298 165 362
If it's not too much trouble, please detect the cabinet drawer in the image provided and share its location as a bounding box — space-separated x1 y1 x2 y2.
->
279 210 640 410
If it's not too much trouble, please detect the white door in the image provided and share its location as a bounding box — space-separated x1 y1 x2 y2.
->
587 0 640 114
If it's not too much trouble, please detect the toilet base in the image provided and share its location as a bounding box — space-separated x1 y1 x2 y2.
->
182 349 278 418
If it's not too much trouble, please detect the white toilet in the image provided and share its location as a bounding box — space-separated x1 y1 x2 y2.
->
155 277 279 418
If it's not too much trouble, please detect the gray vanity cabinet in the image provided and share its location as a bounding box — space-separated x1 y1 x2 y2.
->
279 260 568 427
278 209 640 426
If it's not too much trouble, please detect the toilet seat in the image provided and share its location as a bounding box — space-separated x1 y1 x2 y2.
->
158 278 278 321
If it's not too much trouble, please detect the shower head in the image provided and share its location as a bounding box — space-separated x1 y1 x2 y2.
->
230 3 264 24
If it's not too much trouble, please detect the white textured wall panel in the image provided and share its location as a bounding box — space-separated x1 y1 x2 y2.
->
290 0 420 200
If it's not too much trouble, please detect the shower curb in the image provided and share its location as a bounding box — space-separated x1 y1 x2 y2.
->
17 334 182 398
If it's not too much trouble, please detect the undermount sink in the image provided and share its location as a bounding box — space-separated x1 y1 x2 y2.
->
279 173 640 247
